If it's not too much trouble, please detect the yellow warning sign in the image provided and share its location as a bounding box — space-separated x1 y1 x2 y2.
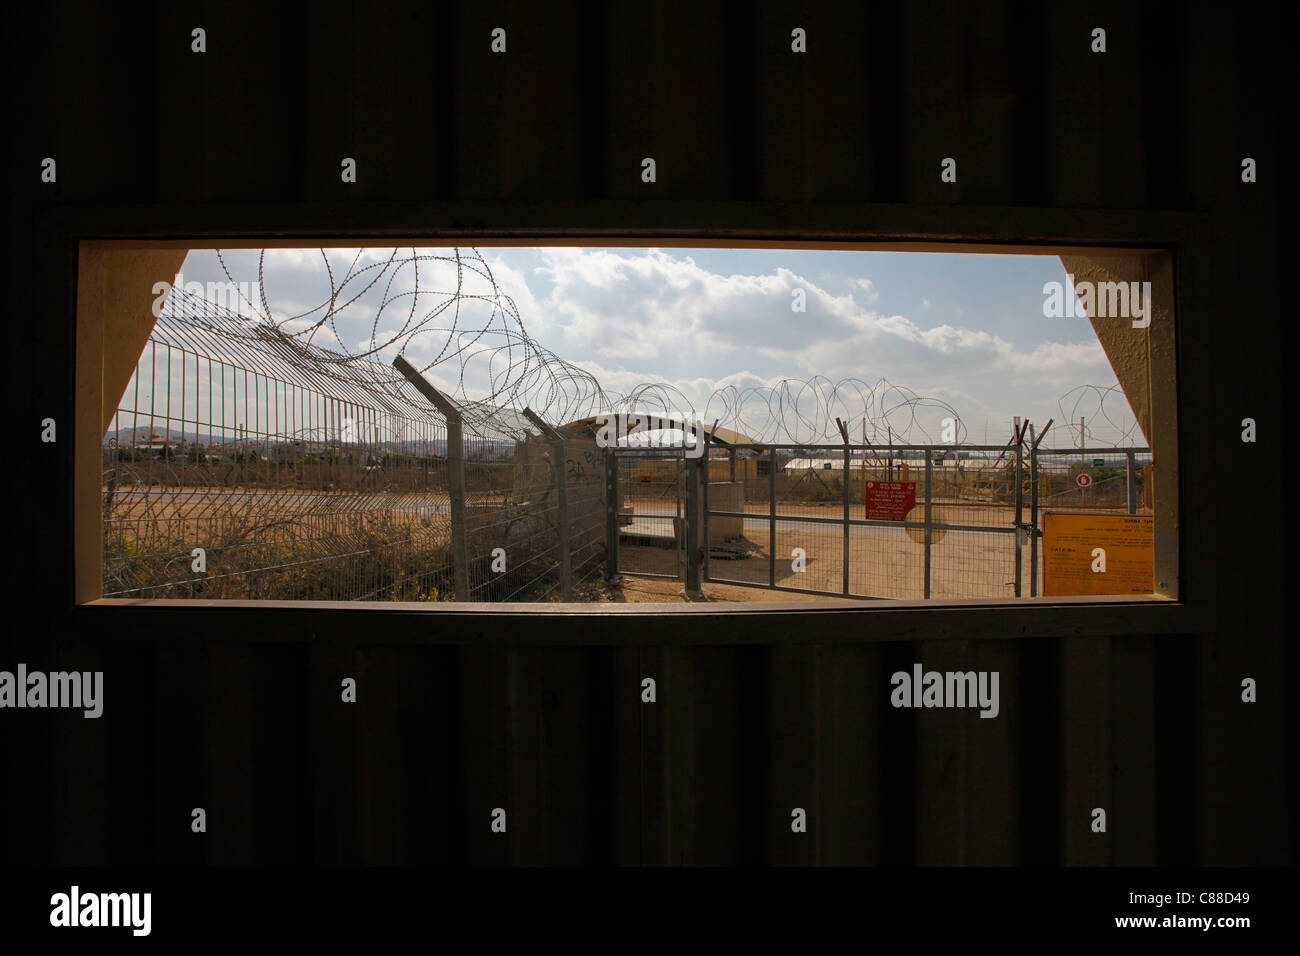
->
1042 511 1154 596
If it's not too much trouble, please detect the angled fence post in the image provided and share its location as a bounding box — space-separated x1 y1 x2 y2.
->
394 355 470 602
524 408 571 600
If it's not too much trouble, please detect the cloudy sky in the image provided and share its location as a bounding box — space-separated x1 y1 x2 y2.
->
173 246 1142 448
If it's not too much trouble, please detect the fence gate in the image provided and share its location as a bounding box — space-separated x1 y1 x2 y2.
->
698 439 1151 601
613 448 688 581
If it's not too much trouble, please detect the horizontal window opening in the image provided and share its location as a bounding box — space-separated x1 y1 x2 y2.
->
78 242 1179 608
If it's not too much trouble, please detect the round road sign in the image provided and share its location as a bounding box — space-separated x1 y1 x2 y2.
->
1076 473 1093 488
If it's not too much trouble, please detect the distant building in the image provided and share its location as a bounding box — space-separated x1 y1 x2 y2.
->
132 432 174 458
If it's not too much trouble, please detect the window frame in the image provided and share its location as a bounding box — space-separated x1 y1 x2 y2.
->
46 199 1206 645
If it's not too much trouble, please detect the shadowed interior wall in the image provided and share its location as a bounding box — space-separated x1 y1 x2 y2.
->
3 0 1288 865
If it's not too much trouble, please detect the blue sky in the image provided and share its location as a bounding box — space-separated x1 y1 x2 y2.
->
173 246 1142 448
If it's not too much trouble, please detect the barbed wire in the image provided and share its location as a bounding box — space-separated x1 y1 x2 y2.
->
151 247 1129 448
1055 384 1142 448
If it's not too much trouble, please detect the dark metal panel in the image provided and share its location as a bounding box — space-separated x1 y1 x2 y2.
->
47 639 112 864
1041 2 1104 206
900 0 965 204
767 645 821 865
912 638 1024 865
611 645 643 864
602 2 737 199
686 646 765 864
152 642 207 864
301 1 438 201
1059 637 1111 864
965 639 1022 865
202 644 256 863
309 643 367 863
818 644 882 864
1109 637 1157 865
2 0 1290 869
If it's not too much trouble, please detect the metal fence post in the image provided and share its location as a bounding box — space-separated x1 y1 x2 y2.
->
555 437 572 600
1028 419 1052 599
605 446 619 578
838 418 850 596
393 356 469 601
703 423 715 583
924 448 933 600
769 445 777 588
448 416 470 601
1126 449 1137 514
1029 433 1039 598
523 408 571 600
1014 421 1024 598
685 452 701 593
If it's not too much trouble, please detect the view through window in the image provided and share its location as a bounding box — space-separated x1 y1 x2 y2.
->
97 245 1173 605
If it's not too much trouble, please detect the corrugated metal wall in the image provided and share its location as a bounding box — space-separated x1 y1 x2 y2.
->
4 0 1290 865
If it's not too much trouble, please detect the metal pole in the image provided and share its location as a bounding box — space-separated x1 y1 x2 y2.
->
521 407 571 598
1126 450 1137 515
393 356 469 601
681 452 691 580
685 453 701 593
555 437 572 600
838 418 850 596
446 415 469 601
769 446 777 588
702 430 710 582
1014 420 1024 598
605 447 619 578
1028 419 1052 599
923 448 933 600
1029 425 1039 598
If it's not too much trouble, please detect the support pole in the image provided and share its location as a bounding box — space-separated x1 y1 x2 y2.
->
685 452 701 593
1126 449 1137 515
523 408 571 600
837 418 850 596
1013 417 1024 597
769 445 777 588
1028 419 1053 599
605 447 619 578
394 356 469 601
924 448 933 600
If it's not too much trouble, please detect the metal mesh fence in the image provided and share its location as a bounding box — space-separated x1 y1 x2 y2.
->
104 306 609 603
699 440 1153 600
104 310 459 601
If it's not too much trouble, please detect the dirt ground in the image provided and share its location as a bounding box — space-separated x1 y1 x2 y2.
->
618 524 1023 600
616 499 1147 601
600 573 830 603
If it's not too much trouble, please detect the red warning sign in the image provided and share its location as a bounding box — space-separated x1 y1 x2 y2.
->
863 480 916 521
1076 473 1093 488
